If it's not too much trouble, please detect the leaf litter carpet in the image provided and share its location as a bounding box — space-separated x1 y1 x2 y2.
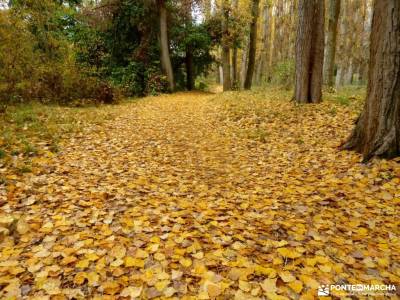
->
1 92 399 299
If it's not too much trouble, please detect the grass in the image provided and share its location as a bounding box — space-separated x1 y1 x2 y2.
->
0 101 118 176
213 85 366 144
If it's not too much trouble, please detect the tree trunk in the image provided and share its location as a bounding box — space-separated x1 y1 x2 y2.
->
221 0 231 91
341 0 400 160
335 66 342 87
244 0 260 90
240 38 248 89
185 3 194 91
324 0 341 87
268 5 275 78
222 46 231 91
231 0 239 89
158 0 175 91
185 46 194 90
255 2 269 85
294 0 325 103
344 60 353 85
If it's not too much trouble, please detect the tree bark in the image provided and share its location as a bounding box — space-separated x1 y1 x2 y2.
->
185 45 194 90
221 0 231 91
158 0 175 91
341 0 400 160
255 2 269 85
324 0 341 87
185 2 194 91
244 0 260 90
240 37 248 89
222 46 231 91
294 0 325 103
231 0 239 89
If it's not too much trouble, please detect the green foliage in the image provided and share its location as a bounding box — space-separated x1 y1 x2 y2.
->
0 1 119 104
271 60 295 89
0 149 5 159
1 0 217 101
334 95 351 106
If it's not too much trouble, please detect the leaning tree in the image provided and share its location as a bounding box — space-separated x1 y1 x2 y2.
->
341 0 400 160
294 0 325 103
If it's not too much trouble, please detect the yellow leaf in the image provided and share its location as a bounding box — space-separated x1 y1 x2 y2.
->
277 248 301 259
279 271 296 283
171 269 183 280
86 253 100 261
265 292 290 300
120 286 143 298
110 245 126 259
254 265 276 278
101 281 120 295
299 275 319 289
318 264 332 273
260 278 277 293
192 251 204 259
76 259 89 269
135 249 149 258
125 257 145 268
110 258 124 267
148 243 159 253
61 256 77 265
288 280 303 293
87 272 99 286
206 282 222 298
74 272 87 285
42 278 61 295
155 280 170 292
239 280 251 292
154 252 165 261
179 257 192 267
164 287 176 297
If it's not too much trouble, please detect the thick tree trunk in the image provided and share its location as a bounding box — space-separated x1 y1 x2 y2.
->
158 0 175 91
244 0 260 90
324 0 341 87
341 0 400 160
294 0 325 103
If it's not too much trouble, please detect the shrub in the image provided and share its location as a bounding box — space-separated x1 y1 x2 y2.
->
144 67 169 95
271 60 295 89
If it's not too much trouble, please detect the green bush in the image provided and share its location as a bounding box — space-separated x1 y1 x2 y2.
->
0 3 120 105
271 60 295 89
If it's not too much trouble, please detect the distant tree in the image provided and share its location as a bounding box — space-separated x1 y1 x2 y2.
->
324 0 341 87
341 0 400 160
157 0 175 91
231 0 239 89
221 0 231 91
244 0 260 90
294 0 325 103
255 0 270 85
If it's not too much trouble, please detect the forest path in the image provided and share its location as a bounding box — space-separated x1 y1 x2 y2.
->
3 91 399 298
